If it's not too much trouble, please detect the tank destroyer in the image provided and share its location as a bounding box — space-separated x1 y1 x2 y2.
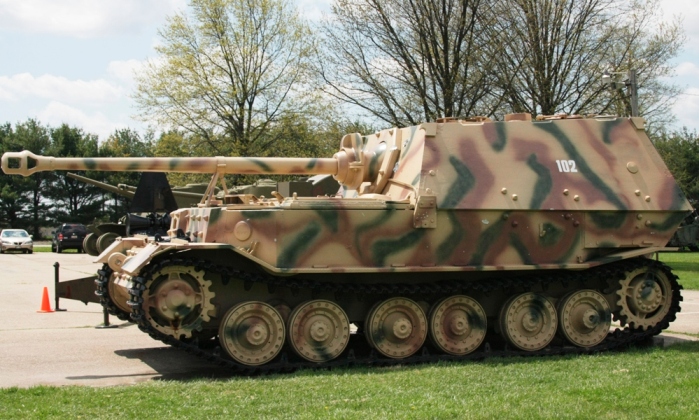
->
2 114 692 373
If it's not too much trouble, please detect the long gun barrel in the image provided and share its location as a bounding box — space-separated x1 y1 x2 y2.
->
3 150 338 177
67 172 135 199
2 132 389 191
67 172 212 202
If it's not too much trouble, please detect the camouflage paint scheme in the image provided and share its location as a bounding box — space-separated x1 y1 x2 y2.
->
2 114 691 366
38 115 685 274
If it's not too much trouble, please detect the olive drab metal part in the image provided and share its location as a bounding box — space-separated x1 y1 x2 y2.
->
2 114 692 372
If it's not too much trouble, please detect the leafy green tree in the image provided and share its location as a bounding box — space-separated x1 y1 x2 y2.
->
44 124 102 224
0 123 22 229
0 120 53 236
150 104 347 189
653 128 699 205
134 0 316 157
99 128 154 158
152 130 217 187
1 122 158 232
96 128 155 221
264 114 333 158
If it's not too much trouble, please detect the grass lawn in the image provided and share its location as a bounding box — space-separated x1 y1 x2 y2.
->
659 251 699 290
33 245 79 253
2 342 699 418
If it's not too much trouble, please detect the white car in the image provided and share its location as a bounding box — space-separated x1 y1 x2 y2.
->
0 229 34 254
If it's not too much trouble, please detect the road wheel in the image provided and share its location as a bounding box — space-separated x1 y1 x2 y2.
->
56 243 63 253
428 295 487 355
365 297 427 358
287 300 350 362
219 302 285 366
83 233 99 256
499 292 557 351
96 232 119 254
558 290 610 347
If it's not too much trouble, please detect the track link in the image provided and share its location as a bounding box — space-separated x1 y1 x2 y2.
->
95 264 132 322
126 257 682 375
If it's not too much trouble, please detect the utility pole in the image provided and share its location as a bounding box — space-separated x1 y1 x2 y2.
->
627 70 638 117
602 70 639 117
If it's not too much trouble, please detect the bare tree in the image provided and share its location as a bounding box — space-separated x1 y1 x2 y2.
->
134 0 316 157
318 0 501 127
601 0 684 130
490 0 683 125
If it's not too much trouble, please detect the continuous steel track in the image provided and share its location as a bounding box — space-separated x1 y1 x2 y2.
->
95 265 132 322
119 257 681 375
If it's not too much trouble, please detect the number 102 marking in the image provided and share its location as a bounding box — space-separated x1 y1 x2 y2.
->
555 160 578 173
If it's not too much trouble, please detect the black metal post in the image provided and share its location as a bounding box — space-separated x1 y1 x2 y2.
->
53 262 66 311
95 305 117 329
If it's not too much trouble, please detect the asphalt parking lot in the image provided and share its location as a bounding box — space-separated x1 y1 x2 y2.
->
0 250 225 388
1 250 698 388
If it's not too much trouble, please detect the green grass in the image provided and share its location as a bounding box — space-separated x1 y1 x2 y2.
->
659 251 699 290
33 245 79 254
2 342 699 418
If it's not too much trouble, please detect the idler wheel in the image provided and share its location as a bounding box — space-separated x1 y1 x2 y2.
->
142 265 216 339
218 301 285 366
287 300 350 362
365 297 427 359
107 272 133 316
428 295 487 355
96 264 132 321
558 290 611 347
616 265 673 330
499 292 557 351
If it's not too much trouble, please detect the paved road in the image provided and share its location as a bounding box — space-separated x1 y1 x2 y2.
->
0 251 697 388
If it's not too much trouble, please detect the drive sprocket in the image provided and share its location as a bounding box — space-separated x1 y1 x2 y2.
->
615 260 679 330
139 261 216 339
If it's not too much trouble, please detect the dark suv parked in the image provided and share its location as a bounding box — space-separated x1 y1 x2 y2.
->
52 223 88 253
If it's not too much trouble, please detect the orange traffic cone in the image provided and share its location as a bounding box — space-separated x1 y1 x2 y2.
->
37 286 54 313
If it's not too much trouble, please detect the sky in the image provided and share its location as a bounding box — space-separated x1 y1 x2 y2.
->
0 0 698 143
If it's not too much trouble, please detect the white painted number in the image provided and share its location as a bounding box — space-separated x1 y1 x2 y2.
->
555 160 577 173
